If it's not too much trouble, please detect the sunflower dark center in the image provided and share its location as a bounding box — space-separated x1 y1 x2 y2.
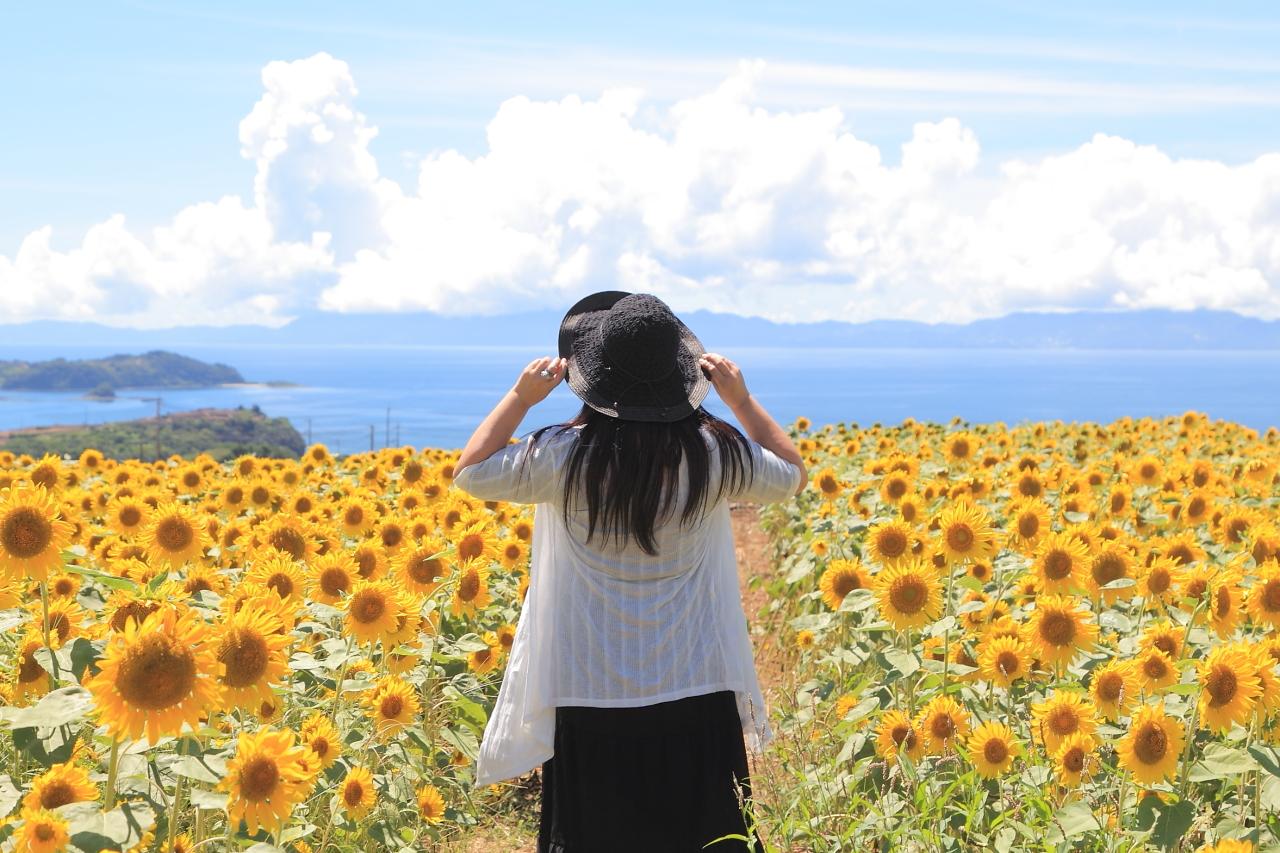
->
239 757 279 801
982 739 1008 765
1205 666 1238 706
2 507 52 559
1134 724 1168 765
320 568 350 597
877 529 908 559
889 578 926 614
119 506 142 527
1044 550 1073 581
929 714 955 740
458 534 485 562
1091 553 1126 586
946 524 974 552
351 591 385 623
218 629 269 688
407 556 444 585
116 635 198 710
1039 611 1075 646
268 528 306 560
155 517 194 553
1063 747 1086 773
458 571 481 602
379 695 403 719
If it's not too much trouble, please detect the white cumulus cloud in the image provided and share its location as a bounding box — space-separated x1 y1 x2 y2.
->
2 54 1279 327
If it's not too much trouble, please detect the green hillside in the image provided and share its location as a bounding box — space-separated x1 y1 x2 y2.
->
0 406 305 461
0 350 243 391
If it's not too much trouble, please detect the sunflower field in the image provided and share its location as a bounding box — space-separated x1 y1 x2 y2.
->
0 412 1278 853
754 412 1280 852
0 444 529 852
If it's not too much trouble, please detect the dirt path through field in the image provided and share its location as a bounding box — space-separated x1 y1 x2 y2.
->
457 501 788 853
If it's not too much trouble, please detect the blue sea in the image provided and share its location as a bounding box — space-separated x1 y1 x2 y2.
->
0 344 1277 453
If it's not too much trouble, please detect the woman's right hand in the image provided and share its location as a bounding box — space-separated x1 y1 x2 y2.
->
698 352 750 409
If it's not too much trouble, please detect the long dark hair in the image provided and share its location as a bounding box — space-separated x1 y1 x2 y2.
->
526 404 754 555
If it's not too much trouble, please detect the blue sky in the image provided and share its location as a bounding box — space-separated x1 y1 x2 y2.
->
3 1 1280 326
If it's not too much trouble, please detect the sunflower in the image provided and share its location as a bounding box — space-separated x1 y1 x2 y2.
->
967 720 1020 779
944 432 976 465
0 486 75 582
1248 563 1280 629
916 695 970 756
300 714 342 770
1254 645 1280 714
345 580 400 645
220 727 316 836
1134 647 1179 694
365 675 420 737
496 623 517 653
375 515 410 553
1198 645 1261 731
22 761 97 811
338 766 377 820
141 502 209 569
1053 733 1098 788
393 540 452 596
878 471 913 505
451 562 493 617
812 467 845 502
309 551 358 605
935 501 997 566
255 515 318 565
34 597 84 649
1026 595 1098 668
1031 690 1098 753
1118 703 1184 785
1090 659 1138 721
818 559 870 610
496 536 529 571
1162 531 1205 568
1006 497 1052 553
86 607 221 744
978 635 1030 688
452 520 499 566
345 540 383 581
874 559 941 630
1030 531 1088 595
467 631 503 675
1138 556 1185 606
105 495 150 537
874 709 924 765
214 604 290 710
13 807 70 853
1106 484 1133 518
13 633 51 702
1209 577 1244 639
865 520 915 569
416 784 446 823
244 553 307 607
1139 621 1182 660
1087 541 1136 604
337 497 376 537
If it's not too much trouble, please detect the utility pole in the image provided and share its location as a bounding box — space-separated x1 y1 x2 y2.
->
385 407 391 449
306 418 312 445
369 425 375 452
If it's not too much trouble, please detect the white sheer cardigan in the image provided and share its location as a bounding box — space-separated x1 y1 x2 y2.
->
452 423 803 787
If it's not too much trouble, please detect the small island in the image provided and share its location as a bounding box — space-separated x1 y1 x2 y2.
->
0 406 306 461
0 350 244 393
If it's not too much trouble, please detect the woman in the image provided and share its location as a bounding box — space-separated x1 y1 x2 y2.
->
454 291 807 852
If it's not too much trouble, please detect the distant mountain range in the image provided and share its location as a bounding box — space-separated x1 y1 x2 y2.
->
2 307 1279 350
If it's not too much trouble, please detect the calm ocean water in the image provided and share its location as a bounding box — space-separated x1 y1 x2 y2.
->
0 344 1277 453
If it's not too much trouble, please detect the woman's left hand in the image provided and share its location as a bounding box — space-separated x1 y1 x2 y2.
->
512 356 566 407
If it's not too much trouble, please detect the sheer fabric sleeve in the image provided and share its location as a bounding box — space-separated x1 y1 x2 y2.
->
453 431 566 505
730 439 804 504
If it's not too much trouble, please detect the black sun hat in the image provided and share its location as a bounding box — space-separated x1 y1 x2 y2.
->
557 291 711 422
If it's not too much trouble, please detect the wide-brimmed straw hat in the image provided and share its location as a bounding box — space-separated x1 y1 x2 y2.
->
557 291 710 422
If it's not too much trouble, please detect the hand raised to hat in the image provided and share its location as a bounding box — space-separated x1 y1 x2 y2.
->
698 352 750 409
512 356 566 407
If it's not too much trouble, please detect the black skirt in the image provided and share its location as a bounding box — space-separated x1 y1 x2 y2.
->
538 689 766 853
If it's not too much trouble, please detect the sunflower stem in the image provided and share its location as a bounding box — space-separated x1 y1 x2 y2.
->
104 736 121 810
167 771 186 852
1176 700 1199 804
38 580 62 685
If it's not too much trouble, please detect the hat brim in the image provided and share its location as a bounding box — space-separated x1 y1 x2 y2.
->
557 291 711 422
